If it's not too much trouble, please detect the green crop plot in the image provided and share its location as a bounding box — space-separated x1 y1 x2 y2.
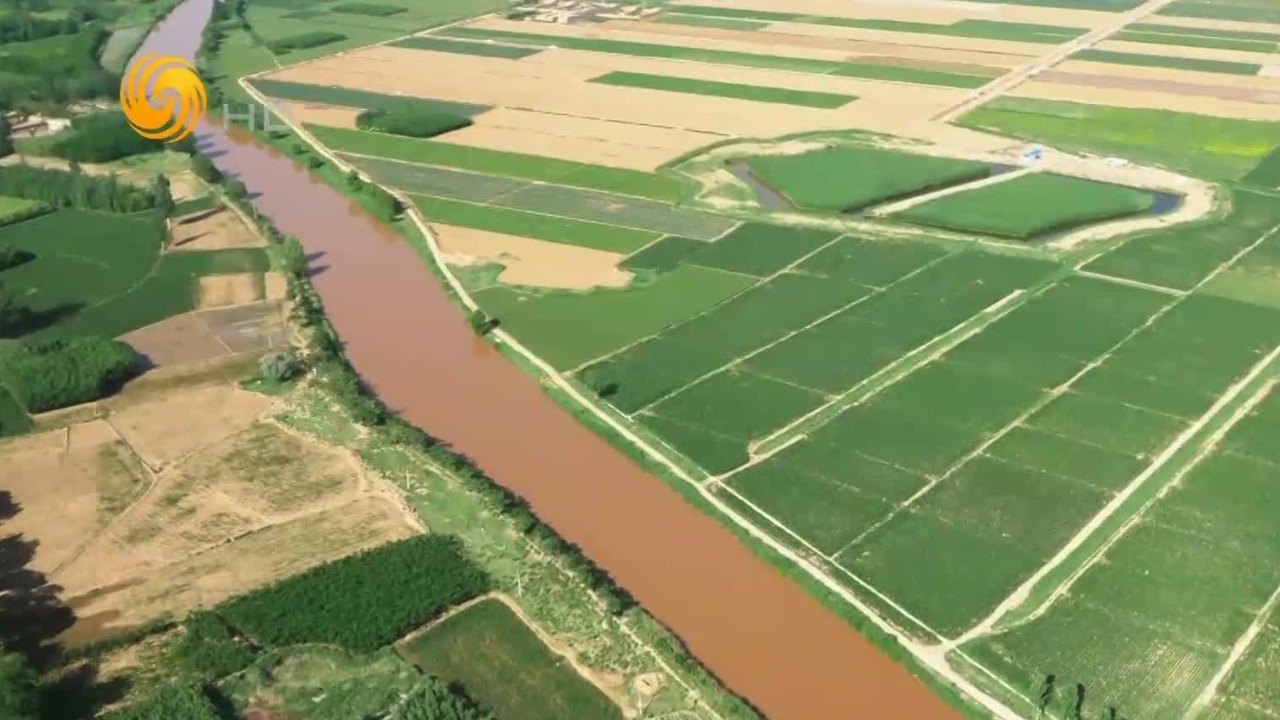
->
1158 0 1280 24
1114 24 1279 52
984 426 1147 492
894 173 1155 239
926 0 1143 9
1201 232 1280 309
1074 48 1261 75
795 236 952 287
0 197 52 227
590 71 856 108
251 79 490 116
647 369 825 444
1085 189 1280 290
746 146 991 212
621 236 710 273
411 195 660 253
398 599 622 720
586 273 872 412
959 97 1280 181
1242 145 1280 188
389 35 541 58
1025 391 1189 456
685 222 838 276
309 126 689 202
655 13 768 31
440 27 992 88
474 265 753 369
0 386 32 438
639 413 748 473
495 184 737 240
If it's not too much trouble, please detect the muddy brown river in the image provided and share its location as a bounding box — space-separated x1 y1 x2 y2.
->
137 3 966 718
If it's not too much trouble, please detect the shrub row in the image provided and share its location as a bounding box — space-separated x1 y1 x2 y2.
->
0 247 35 272
355 105 472 139
0 202 51 230
0 165 159 213
102 682 221 720
332 2 406 15
268 30 346 53
40 112 194 163
0 337 139 413
218 535 490 652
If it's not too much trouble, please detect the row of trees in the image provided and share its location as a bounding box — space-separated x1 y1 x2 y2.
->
355 104 472 139
0 164 162 213
41 111 194 163
0 10 88 44
0 337 139 412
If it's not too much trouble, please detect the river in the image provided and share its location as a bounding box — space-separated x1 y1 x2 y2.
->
135 3 966 718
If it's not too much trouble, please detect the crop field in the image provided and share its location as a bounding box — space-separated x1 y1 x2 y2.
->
958 98 1280 181
398 598 623 720
389 35 541 58
1073 48 1262 75
588 71 857 108
746 146 992 212
411 195 661 253
1114 22 1280 52
893 173 1156 239
252 79 490 116
1158 0 1280 24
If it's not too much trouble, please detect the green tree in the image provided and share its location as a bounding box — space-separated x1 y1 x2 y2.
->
225 179 248 200
0 280 23 336
191 154 221 184
152 174 173 217
0 114 12 159
0 650 38 720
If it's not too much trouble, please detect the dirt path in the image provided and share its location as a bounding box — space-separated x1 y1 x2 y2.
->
932 0 1182 124
869 167 1034 217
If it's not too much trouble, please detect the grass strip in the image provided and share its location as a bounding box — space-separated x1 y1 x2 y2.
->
1113 29 1277 52
389 35 542 58
250 79 491 115
1074 48 1261 75
589 70 856 108
410 194 661 253
308 125 689 203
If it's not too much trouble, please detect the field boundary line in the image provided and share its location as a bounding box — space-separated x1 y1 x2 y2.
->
868 167 1036 217
628 250 959 418
263 78 1037 720
1076 269 1186 296
1187 555 1280 719
750 281 1043 459
955 219 1280 643
566 231 850 375
969 365 1280 646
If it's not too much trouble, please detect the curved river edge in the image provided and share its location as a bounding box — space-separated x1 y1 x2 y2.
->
139 2 1019 718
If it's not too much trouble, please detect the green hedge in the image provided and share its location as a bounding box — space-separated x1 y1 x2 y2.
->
102 683 220 720
0 336 139 412
269 30 346 53
0 246 35 272
331 2 405 15
355 104 472 139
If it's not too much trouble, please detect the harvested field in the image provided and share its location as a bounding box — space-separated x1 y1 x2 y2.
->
433 224 633 290
120 313 234 368
589 70 857 108
412 195 660 254
274 100 362 129
198 274 264 309
1036 70 1280 104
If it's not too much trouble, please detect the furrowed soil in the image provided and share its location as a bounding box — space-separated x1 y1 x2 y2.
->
170 207 264 251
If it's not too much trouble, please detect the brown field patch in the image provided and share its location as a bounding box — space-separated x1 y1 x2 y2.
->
170 207 263 251
199 301 292 354
107 383 274 471
198 274 263 309
273 100 362 128
667 0 1112 27
1096 38 1280 66
120 312 232 368
1038 70 1279 104
264 272 289 301
438 125 690 171
1012 81 1280 121
434 224 633 290
1057 58 1280 90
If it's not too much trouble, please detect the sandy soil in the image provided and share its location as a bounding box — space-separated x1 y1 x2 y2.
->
434 224 633 290
1 375 419 644
609 19 1032 69
652 0 1117 29
264 272 289 301
170 207 264 251
1039 69 1280 104
198 274 263 309
273 100 362 129
1010 81 1280 120
121 313 233 367
759 20 1050 56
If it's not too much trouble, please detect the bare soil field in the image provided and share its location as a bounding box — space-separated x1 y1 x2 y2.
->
666 0 1114 28
604 19 1033 69
435 224 633 290
0 373 418 644
170 207 264 251
274 100 362 129
1056 59 1280 91
1039 70 1279 104
198 302 292 355
759 20 1049 56
1010 81 1280 120
198 273 263 309
121 313 235 367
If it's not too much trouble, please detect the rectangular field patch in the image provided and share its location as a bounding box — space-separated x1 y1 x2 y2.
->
1074 48 1262 75
411 195 660 253
589 71 857 108
494 183 737 240
343 155 530 202
252 79 490 115
390 35 542 58
621 236 709 273
686 223 840 277
647 369 825 444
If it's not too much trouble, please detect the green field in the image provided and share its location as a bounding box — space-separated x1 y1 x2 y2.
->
0 196 53 227
309 125 690 202
439 27 996 88
398 599 623 720
932 0 1142 9
664 5 1088 43
894 173 1155 239
746 146 992 212
1114 22 1280 52
1074 48 1262 75
654 13 768 31
342 154 531 203
1158 0 1280 24
0 209 269 341
958 97 1280 181
389 35 541 58
474 264 754 368
251 79 490 115
411 195 660 253
590 70 856 109
622 236 709 273
1085 188 1280 290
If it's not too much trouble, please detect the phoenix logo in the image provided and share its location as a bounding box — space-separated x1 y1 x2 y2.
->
120 54 207 143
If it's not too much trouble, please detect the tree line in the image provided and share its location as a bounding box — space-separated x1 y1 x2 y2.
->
0 164 162 213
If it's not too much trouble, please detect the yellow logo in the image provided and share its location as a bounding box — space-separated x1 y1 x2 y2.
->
120 54 207 143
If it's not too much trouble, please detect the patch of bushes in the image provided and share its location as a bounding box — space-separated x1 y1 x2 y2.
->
0 200 51 229
102 682 220 720
268 30 346 53
0 165 158 212
38 112 192 163
0 337 139 412
259 350 301 382
218 535 490 652
168 613 257 680
392 677 491 720
331 2 406 15
0 26 115 108
355 104 472 139
0 247 35 272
